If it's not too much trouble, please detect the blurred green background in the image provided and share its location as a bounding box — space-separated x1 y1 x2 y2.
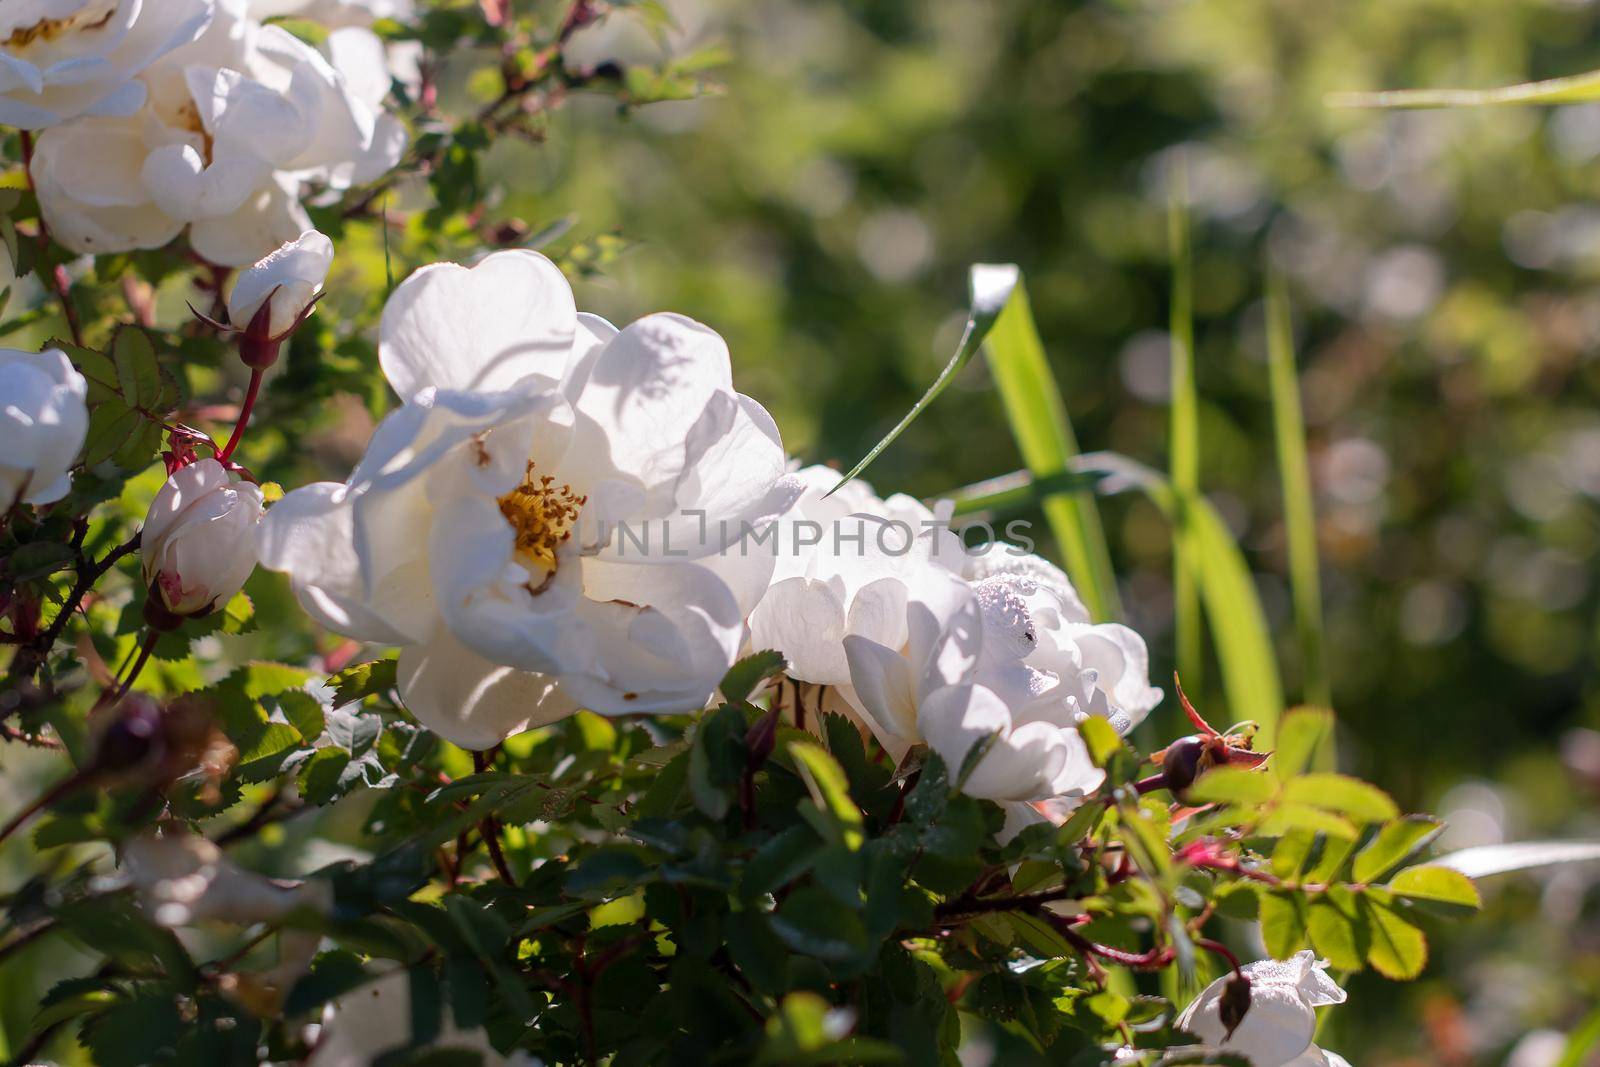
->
5 0 1600 1061
476 0 1600 1061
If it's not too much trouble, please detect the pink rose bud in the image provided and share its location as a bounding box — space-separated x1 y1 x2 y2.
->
226 229 334 367
141 458 264 620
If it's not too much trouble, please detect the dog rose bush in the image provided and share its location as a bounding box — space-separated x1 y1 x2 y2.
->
0 3 1490 1066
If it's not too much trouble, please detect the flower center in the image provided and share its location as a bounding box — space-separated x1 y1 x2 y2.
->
497 464 585 583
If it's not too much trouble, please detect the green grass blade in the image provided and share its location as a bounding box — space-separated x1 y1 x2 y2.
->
983 273 1123 622
1079 452 1284 742
1168 175 1202 696
1327 68 1600 110
941 469 1108 517
827 264 1018 498
1266 270 1331 714
1558 1005 1600 1067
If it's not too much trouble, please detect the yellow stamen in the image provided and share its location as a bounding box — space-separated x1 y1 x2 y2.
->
497 463 585 582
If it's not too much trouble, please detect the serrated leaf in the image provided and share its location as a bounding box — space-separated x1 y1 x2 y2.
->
1272 707 1333 779
720 649 786 703
1386 865 1481 913
276 689 325 741
1259 890 1307 959
1078 715 1122 768
1188 766 1277 806
1258 802 1358 841
82 400 141 466
1350 816 1443 883
1306 886 1367 971
329 658 398 708
790 741 864 851
1361 896 1427 979
1270 828 1316 880
112 326 162 410
1281 773 1398 823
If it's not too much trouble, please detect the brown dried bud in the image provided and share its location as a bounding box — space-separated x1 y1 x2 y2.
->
1219 972 1253 1040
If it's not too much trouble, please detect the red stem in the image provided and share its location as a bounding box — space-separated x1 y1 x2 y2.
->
218 369 263 463
18 131 84 348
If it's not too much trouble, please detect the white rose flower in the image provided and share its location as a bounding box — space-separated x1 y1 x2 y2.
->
259 250 802 749
227 228 333 336
965 552 1163 736
31 3 405 265
309 969 541 1067
748 465 962 687
142 458 264 617
1176 951 1351 1067
0 347 88 510
843 551 1160 803
0 0 211 129
123 829 331 927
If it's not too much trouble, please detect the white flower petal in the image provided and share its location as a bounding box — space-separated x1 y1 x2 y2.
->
397 627 578 749
380 250 578 402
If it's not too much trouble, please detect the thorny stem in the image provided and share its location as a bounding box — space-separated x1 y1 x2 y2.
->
17 131 84 348
473 749 517 886
10 531 143 690
0 772 80 849
217 368 263 463
1196 937 1244 975
104 630 159 708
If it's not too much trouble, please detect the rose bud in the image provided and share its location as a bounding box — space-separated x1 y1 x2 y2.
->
0 347 89 510
1177 950 1350 1067
226 229 334 368
141 458 264 622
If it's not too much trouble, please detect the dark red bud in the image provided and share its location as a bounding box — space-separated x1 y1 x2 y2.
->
1219 972 1252 1040
90 694 165 776
1161 735 1210 798
143 582 186 632
745 706 780 768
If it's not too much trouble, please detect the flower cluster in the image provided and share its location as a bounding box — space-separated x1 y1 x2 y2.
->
17 0 406 265
253 248 1163 826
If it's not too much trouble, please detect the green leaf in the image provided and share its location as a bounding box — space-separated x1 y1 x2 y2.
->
789 741 864 851
111 326 162 410
720 649 787 703
984 269 1121 621
1306 886 1367 971
769 887 869 963
1272 707 1333 781
1556 1005 1600 1067
1187 767 1277 806
1265 273 1330 715
1360 896 1428 979
1258 803 1358 841
1078 453 1283 741
82 400 141 466
1350 816 1443 884
1329 68 1600 110
1078 715 1122 769
330 658 398 708
688 704 746 820
1386 865 1482 914
1282 774 1398 823
1270 828 1316 880
1258 890 1307 959
742 824 825 900
1168 176 1202 692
